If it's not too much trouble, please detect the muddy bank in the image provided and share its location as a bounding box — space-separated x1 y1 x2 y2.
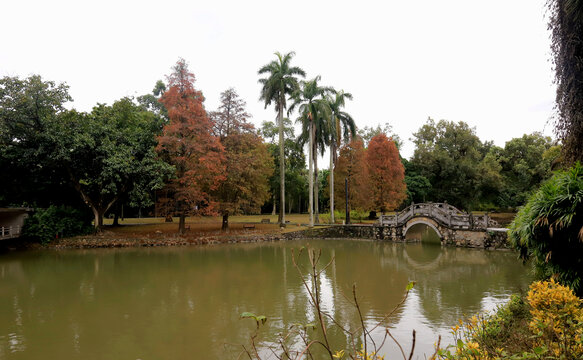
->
17 228 313 250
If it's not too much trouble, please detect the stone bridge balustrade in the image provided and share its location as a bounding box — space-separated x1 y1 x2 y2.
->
379 202 497 231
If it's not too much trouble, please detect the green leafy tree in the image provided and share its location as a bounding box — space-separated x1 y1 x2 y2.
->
402 159 431 205
291 76 334 225
498 133 558 208
357 122 402 148
258 51 305 226
547 0 583 164
510 162 583 295
261 119 307 215
410 118 485 210
52 99 172 229
0 75 75 206
137 80 167 118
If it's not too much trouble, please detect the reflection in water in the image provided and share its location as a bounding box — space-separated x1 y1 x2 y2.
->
0 238 531 359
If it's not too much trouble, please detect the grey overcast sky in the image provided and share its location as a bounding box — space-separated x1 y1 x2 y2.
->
1 0 556 159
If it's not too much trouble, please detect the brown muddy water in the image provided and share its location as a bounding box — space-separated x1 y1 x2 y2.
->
0 225 531 359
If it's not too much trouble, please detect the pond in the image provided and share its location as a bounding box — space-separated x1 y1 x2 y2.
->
0 227 531 359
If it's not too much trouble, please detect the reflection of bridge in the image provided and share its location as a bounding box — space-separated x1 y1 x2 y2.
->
377 203 507 247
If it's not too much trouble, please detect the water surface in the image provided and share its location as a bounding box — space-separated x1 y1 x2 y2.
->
0 233 531 359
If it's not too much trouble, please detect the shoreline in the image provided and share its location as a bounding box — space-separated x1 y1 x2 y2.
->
6 227 312 251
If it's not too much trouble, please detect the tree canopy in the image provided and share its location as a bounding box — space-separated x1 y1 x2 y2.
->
157 59 226 233
211 88 272 230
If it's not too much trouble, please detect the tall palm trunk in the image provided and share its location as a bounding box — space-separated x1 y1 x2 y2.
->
309 120 314 227
278 101 285 227
313 131 319 224
329 142 335 223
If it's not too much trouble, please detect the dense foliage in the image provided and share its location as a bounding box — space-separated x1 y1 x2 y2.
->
548 0 583 164
258 51 305 225
261 119 308 214
366 134 407 213
156 59 226 233
22 206 92 244
0 56 565 237
510 162 583 295
211 88 273 229
408 118 558 211
439 280 583 359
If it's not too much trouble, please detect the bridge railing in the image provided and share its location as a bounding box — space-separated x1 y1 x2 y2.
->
379 203 497 230
0 225 22 239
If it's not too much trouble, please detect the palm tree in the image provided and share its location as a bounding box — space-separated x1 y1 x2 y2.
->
258 52 305 226
290 76 334 226
327 91 356 223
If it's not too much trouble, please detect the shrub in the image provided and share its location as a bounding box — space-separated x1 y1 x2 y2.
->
509 162 583 295
438 280 583 359
527 279 583 358
22 205 93 243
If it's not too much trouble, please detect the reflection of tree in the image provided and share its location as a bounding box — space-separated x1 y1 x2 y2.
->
0 239 531 359
389 243 531 327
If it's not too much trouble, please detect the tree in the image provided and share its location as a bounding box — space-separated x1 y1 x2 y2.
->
211 88 272 230
157 59 225 233
0 75 75 207
137 80 167 117
47 99 172 229
326 90 356 223
402 158 431 205
410 118 484 210
365 134 407 213
357 122 402 148
258 51 305 226
261 119 308 215
498 133 557 208
547 0 583 164
334 138 369 216
510 162 583 295
291 76 334 225
210 88 253 139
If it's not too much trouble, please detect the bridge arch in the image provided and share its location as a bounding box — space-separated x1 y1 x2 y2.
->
403 217 443 240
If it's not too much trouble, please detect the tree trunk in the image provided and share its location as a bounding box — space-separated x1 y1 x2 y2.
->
222 211 229 231
91 207 105 231
313 128 319 224
112 205 120 227
308 120 314 227
178 212 186 234
330 143 335 224
271 194 276 215
278 104 286 227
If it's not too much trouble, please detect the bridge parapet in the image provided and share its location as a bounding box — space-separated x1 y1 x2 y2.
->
379 202 497 230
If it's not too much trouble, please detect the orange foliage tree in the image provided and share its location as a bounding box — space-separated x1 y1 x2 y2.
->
333 138 369 215
156 59 225 233
365 134 407 214
210 88 273 230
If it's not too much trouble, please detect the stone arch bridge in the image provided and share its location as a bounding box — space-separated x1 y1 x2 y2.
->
376 202 508 248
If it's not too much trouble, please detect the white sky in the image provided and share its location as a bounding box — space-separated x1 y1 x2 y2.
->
1 0 556 160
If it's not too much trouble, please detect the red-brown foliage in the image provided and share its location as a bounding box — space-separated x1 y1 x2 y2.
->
365 134 407 213
156 59 226 222
334 138 370 212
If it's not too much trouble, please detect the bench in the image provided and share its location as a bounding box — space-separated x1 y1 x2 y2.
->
261 219 270 224
243 224 255 230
